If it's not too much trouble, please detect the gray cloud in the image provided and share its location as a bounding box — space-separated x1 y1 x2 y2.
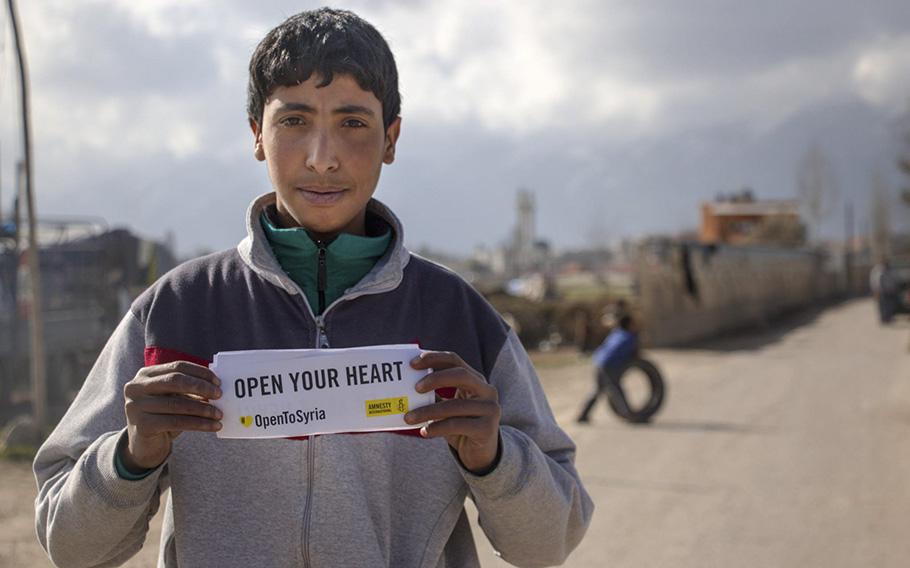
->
4 0 908 257
30 6 219 96
576 1 910 77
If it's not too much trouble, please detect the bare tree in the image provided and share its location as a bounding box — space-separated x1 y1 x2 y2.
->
870 170 892 258
898 112 910 208
796 143 839 242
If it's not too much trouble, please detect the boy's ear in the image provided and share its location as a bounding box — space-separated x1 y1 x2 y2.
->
249 118 265 162
382 117 401 165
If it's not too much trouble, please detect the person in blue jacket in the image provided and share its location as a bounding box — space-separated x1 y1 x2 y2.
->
577 313 638 423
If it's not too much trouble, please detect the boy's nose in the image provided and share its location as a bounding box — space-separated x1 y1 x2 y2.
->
305 130 339 174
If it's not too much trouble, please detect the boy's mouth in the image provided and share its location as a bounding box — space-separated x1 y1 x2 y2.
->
297 186 347 205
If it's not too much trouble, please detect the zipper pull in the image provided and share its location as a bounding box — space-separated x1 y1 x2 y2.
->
316 241 327 314
316 316 329 349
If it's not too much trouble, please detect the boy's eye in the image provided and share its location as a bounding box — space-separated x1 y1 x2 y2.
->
280 116 305 126
343 118 367 128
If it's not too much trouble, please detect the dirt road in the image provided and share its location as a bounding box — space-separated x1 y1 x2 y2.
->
3 298 908 567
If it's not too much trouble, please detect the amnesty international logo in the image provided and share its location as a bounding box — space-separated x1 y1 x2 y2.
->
365 396 408 417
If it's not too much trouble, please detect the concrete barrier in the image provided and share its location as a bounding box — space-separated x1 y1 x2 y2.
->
636 243 866 346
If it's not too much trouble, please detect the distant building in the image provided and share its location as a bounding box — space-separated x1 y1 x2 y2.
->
700 191 805 247
509 189 550 275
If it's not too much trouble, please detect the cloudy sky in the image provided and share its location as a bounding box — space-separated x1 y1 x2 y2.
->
2 0 910 256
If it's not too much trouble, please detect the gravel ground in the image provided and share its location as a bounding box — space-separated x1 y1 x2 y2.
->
3 298 908 567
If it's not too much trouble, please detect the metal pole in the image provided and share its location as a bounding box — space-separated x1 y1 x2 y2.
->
844 200 853 295
8 0 47 429
13 164 21 250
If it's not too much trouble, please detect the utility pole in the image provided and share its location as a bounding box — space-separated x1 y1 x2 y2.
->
14 165 21 250
8 0 47 429
844 200 854 295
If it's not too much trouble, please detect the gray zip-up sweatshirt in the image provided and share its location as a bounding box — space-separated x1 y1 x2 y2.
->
33 193 594 568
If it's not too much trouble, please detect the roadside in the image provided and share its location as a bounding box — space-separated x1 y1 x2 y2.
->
4 298 909 567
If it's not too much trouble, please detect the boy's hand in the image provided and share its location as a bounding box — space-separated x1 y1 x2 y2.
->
405 351 501 474
121 361 223 472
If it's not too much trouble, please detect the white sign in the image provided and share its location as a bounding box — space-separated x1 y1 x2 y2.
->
210 344 433 439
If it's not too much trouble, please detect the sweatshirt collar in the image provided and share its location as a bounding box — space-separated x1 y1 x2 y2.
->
259 205 391 263
238 192 411 299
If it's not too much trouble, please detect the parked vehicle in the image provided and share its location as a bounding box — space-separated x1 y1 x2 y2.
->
890 257 910 316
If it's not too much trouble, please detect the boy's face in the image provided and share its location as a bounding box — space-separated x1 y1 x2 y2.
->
250 74 401 239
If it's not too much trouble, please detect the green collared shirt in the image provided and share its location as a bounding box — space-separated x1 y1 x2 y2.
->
260 207 392 315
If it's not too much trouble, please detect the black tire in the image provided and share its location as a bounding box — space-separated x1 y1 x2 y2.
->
607 358 665 423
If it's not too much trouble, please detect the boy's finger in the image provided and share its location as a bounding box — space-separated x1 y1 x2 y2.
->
404 398 499 425
410 350 466 371
127 373 222 400
415 368 495 398
131 396 223 421
140 414 223 435
418 417 491 440
147 361 220 385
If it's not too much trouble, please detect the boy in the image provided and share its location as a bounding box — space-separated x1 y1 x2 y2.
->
34 8 592 567
577 313 638 423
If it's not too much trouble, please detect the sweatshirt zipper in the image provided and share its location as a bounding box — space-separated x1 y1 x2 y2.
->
306 244 328 568
315 316 329 349
316 241 327 315
303 318 327 568
303 435 316 568
302 327 322 568
253 227 398 565
263 239 390 566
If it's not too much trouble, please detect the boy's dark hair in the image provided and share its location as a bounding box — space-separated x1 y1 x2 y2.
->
247 8 401 130
618 315 633 330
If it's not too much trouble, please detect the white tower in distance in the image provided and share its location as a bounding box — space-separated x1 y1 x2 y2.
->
514 189 536 274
